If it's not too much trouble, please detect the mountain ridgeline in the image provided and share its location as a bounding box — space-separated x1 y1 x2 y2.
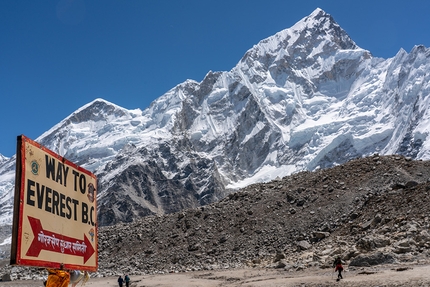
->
1 8 430 229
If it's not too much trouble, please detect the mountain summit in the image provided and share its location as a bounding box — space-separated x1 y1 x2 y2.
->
242 8 358 62
0 9 430 231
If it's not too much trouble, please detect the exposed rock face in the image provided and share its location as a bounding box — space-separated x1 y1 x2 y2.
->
97 151 228 226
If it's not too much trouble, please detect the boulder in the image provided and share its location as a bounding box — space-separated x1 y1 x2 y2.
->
1 273 11 281
296 240 311 251
356 235 390 251
349 252 396 267
313 231 330 240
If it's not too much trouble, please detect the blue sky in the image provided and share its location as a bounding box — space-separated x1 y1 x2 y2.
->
1 0 430 157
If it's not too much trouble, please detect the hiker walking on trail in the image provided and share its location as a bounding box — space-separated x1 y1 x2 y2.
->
124 274 131 287
333 256 344 280
118 275 124 287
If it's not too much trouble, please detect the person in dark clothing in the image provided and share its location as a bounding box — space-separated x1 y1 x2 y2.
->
333 256 344 280
118 275 124 287
124 274 130 287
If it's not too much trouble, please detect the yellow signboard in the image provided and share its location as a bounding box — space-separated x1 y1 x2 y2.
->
10 135 98 271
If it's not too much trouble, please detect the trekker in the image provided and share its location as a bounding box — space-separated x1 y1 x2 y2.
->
124 274 131 287
46 269 70 287
333 256 343 280
118 275 124 287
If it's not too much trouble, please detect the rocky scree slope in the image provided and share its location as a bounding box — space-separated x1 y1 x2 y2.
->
94 154 430 276
2 154 430 282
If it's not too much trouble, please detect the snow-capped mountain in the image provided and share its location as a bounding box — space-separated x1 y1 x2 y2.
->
1 8 430 229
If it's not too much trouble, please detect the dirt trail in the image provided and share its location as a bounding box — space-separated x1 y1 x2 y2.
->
3 264 430 287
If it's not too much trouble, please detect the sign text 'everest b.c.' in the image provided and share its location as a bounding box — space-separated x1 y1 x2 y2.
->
26 154 96 226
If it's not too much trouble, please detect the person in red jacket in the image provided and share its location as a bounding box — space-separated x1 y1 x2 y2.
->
333 256 344 280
